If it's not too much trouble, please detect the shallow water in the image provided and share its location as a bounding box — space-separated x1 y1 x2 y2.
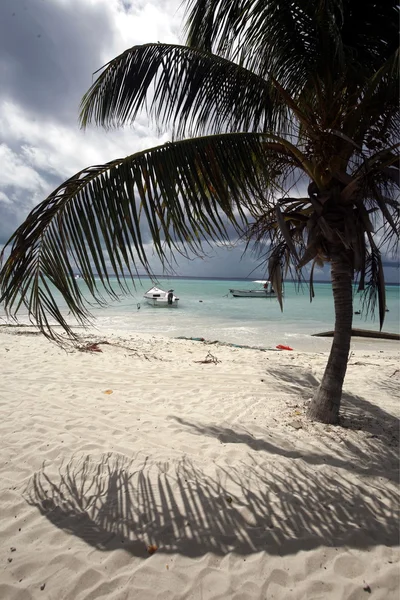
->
3 277 397 351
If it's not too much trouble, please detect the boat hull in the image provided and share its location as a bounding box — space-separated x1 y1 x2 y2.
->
229 289 277 298
143 286 179 307
145 298 179 307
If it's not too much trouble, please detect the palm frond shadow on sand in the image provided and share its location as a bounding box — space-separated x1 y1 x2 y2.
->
266 366 399 477
267 364 400 437
25 449 399 559
171 364 399 488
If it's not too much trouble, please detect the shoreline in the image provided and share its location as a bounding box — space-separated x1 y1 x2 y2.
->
0 327 399 599
1 322 399 353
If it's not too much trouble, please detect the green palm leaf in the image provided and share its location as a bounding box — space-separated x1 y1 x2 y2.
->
185 1 398 89
0 133 294 342
80 43 284 137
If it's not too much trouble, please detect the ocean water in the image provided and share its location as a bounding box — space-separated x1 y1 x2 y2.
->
6 276 397 351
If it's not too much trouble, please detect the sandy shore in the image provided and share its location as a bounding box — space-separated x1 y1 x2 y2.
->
0 326 399 600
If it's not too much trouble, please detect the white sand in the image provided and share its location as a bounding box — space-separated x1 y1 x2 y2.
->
0 326 399 600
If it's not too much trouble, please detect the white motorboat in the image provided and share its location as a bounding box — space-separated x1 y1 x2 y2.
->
229 280 278 298
143 286 179 307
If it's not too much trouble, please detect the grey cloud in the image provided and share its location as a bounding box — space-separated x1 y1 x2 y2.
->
0 192 33 244
0 0 183 246
0 0 114 123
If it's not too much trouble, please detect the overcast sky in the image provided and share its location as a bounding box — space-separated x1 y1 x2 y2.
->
0 0 398 282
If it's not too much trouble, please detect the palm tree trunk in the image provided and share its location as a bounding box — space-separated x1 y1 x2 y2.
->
307 253 353 424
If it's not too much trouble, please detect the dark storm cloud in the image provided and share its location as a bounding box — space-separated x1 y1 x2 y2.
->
0 0 114 123
0 202 27 244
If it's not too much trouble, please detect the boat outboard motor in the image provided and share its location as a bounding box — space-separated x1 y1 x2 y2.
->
167 290 174 305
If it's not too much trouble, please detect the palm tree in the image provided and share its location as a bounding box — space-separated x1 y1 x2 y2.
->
0 1 398 424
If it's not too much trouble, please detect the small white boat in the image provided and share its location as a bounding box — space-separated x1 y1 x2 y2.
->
229 280 277 298
144 286 179 307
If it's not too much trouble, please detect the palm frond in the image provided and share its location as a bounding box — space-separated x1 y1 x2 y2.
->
342 52 400 148
0 133 294 342
268 244 285 311
246 196 315 307
185 0 316 89
185 1 399 94
80 43 287 138
274 203 300 263
361 234 387 329
309 258 319 302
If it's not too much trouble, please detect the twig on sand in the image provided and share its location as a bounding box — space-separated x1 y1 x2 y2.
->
195 352 221 365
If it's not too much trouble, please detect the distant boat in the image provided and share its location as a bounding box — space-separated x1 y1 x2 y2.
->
229 280 278 298
144 286 179 307
74 274 80 280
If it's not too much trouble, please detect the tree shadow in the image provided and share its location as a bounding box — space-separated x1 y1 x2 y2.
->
172 414 398 484
170 363 398 484
25 452 399 559
266 367 321 400
267 365 399 441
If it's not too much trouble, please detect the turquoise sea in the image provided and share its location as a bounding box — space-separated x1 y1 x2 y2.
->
6 277 396 351
1 277 398 349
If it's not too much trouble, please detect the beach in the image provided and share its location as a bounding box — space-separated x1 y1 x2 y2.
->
0 325 399 600
1 278 399 354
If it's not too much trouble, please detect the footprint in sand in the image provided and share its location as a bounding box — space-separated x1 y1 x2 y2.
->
333 554 365 578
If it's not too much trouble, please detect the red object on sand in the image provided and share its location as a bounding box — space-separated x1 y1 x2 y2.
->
276 344 293 351
85 343 102 352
